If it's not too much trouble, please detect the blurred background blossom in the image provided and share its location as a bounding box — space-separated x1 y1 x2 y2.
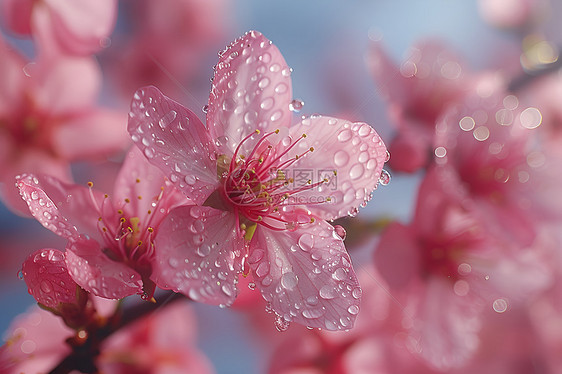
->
1 0 562 373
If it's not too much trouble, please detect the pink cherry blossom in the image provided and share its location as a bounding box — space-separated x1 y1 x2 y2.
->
0 306 73 374
0 36 128 215
99 301 215 374
367 39 472 173
434 85 562 246
1 0 117 56
102 0 230 99
374 166 551 369
16 147 190 300
128 31 388 330
21 248 96 328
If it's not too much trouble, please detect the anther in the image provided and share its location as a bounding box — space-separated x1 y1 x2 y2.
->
136 178 141 183
117 209 123 215
148 227 154 233
124 198 130 203
310 147 314 152
310 218 315 223
120 217 126 223
137 195 142 200
87 181 94 188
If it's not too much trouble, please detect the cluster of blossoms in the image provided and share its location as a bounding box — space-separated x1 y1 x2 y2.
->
2 0 562 373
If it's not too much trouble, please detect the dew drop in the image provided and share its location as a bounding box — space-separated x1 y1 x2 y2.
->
348 305 359 315
159 110 177 129
260 97 274 110
319 285 336 299
248 282 256 290
31 191 39 200
202 104 209 113
493 298 508 313
302 308 326 319
334 150 349 167
258 77 270 89
379 169 391 185
274 315 290 332
17 269 24 280
274 83 288 94
358 124 371 137
281 272 298 290
385 150 391 162
352 287 362 299
337 129 352 142
333 225 347 240
144 148 155 159
185 175 197 185
40 280 52 293
289 99 304 113
349 164 364 180
298 234 314 251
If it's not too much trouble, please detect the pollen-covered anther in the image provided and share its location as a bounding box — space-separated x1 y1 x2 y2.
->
124 198 131 203
147 227 154 233
136 178 140 183
137 195 142 200
120 217 126 223
117 209 123 215
87 181 94 188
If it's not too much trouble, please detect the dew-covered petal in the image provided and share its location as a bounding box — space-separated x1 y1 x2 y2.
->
16 173 105 240
0 151 71 216
152 205 243 307
113 147 189 224
288 116 387 220
374 222 420 289
65 237 143 299
52 109 129 160
207 30 293 155
249 219 361 331
128 86 219 205
22 248 79 309
37 0 117 56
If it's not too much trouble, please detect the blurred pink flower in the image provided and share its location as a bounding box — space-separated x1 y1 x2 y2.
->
102 0 230 99
374 166 551 369
128 31 388 330
16 147 190 300
367 39 472 173
0 36 128 214
434 85 562 246
477 0 548 29
1 0 117 56
100 301 215 374
0 306 73 374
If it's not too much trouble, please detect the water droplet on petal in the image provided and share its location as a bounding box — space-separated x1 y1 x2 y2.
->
334 150 349 167
333 225 346 240
379 169 391 186
289 99 304 112
202 105 209 113
319 285 336 299
337 129 352 142
17 269 24 280
281 272 298 290
348 305 359 315
274 315 290 332
159 110 177 129
298 234 314 251
349 164 364 180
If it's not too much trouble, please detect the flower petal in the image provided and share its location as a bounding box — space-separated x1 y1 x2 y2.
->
22 248 79 308
32 53 101 116
288 116 388 220
374 222 420 289
0 150 71 216
207 30 293 155
152 205 243 306
1 0 34 35
248 219 361 331
65 237 143 299
113 146 189 224
16 173 104 240
52 108 129 160
0 36 26 116
128 86 219 204
40 0 117 55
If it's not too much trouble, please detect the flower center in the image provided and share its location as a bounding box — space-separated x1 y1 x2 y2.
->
219 129 334 237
